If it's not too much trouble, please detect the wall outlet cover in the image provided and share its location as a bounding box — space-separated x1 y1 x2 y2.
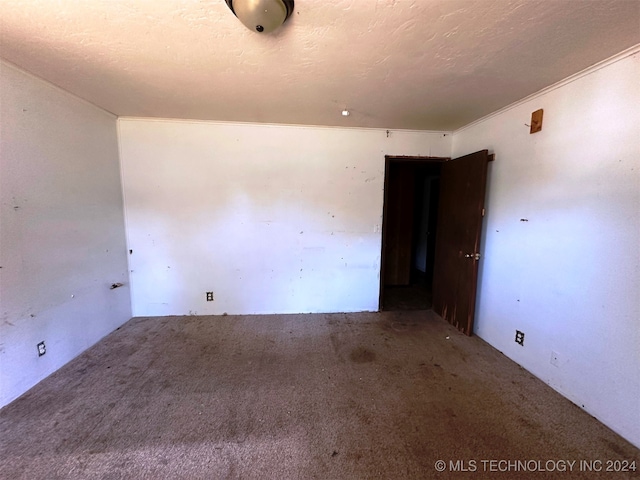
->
515 330 525 346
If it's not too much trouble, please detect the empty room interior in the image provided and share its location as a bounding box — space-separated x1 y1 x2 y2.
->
1 0 639 478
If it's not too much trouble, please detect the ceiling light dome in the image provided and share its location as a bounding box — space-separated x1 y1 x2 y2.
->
225 0 294 34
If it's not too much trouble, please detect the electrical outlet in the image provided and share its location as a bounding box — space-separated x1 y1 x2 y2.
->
515 330 525 346
206 292 214 302
37 341 46 357
550 351 560 367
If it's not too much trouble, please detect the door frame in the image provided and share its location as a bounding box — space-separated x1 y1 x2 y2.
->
378 155 449 310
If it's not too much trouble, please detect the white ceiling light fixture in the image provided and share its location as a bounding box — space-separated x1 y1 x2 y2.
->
341 109 350 117
225 0 295 34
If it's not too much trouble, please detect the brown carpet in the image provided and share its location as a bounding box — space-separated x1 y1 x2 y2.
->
382 285 433 311
1 311 638 479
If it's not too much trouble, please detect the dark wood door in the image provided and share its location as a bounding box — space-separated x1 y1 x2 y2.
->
432 150 489 335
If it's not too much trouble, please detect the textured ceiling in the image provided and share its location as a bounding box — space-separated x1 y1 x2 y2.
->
0 0 638 130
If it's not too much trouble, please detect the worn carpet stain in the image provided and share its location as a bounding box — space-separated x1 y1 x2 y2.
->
349 347 376 363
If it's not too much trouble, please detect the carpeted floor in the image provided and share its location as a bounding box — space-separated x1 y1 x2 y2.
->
382 284 432 311
1 311 638 479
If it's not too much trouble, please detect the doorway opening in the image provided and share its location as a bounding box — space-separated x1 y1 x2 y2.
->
379 156 447 311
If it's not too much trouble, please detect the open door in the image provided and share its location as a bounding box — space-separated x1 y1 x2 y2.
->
432 150 490 335
379 157 445 311
383 162 415 286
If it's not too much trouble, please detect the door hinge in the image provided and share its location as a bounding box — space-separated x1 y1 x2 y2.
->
465 253 481 260
481 208 485 217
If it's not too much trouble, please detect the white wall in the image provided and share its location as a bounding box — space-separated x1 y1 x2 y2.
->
119 119 450 316
452 50 640 447
0 61 131 407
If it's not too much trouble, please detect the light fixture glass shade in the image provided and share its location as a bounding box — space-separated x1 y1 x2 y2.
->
226 0 294 34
